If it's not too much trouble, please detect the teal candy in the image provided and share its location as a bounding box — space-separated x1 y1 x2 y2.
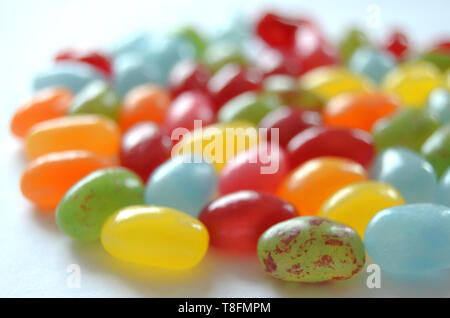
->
364 203 450 274
436 167 450 207
348 47 395 84
144 155 218 217
109 32 153 58
371 147 438 203
427 87 450 124
214 14 250 45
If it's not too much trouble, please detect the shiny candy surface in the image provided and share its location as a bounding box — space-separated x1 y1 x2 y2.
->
101 206 209 269
255 12 300 52
338 28 370 64
257 216 365 282
348 47 395 84
383 31 409 61
421 124 450 178
427 87 450 124
55 49 112 78
436 168 450 207
168 59 211 97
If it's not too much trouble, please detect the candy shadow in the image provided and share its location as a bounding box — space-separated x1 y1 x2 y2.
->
30 207 60 235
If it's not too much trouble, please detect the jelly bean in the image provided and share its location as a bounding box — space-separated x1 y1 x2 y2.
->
108 32 152 58
371 147 438 203
33 63 105 94
120 122 172 181
427 87 450 124
207 63 262 111
20 151 116 210
145 155 217 217
219 143 289 195
419 52 450 73
55 49 112 78
263 75 297 92
382 30 409 61
10 87 73 138
421 124 450 178
164 91 215 136
364 203 450 274
69 80 121 121
323 92 399 132
278 157 367 215
255 12 300 52
299 66 374 100
259 106 322 148
202 42 247 72
338 28 370 63
348 47 395 84
168 59 211 97
199 190 297 254
257 216 365 283
172 121 260 171
25 115 120 160
214 14 250 46
101 205 208 269
287 126 375 168
436 167 450 207
373 108 440 152
56 167 144 241
320 181 405 237
381 62 443 107
119 84 170 132
173 26 207 58
255 49 302 77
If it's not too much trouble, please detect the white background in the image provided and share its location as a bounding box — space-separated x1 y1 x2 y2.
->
0 0 449 297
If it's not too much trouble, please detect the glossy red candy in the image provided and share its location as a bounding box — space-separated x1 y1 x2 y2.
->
168 59 212 97
255 49 302 77
55 49 112 78
255 13 301 52
199 191 298 254
219 143 289 195
431 40 450 54
287 126 375 169
120 121 172 181
259 106 322 148
383 31 409 61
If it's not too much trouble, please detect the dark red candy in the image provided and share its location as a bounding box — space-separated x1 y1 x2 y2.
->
259 106 322 148
287 126 375 169
255 13 302 52
168 59 211 97
431 40 450 54
383 31 409 61
120 121 172 181
55 49 113 78
198 191 298 254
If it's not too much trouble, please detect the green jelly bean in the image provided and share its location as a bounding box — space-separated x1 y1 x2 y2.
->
419 52 450 72
257 216 365 283
173 26 207 58
56 167 144 242
373 108 440 153
421 124 450 178
338 28 370 64
265 79 325 110
202 42 247 72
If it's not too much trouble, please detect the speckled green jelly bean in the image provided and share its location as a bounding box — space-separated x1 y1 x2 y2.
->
56 167 144 241
421 124 450 178
257 216 365 283
69 80 121 121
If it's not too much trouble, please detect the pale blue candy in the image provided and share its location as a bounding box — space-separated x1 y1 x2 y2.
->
108 31 153 58
427 87 450 124
348 47 395 84
144 155 218 217
365 203 450 274
371 147 437 203
436 167 450 207
33 63 105 94
214 14 250 45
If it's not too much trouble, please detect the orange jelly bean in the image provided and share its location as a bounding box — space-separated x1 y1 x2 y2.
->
21 151 116 210
323 92 399 132
119 84 171 132
277 157 367 216
10 87 73 138
25 115 120 160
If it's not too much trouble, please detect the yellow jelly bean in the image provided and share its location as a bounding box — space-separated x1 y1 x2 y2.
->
382 61 443 107
101 205 209 270
299 66 374 100
319 181 405 238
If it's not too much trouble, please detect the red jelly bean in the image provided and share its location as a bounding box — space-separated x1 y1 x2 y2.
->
255 13 301 52
219 143 289 195
164 91 215 136
287 126 375 169
431 40 450 54
55 49 112 78
168 59 212 97
255 49 302 77
383 31 409 61
120 121 172 181
259 106 322 148
199 190 298 254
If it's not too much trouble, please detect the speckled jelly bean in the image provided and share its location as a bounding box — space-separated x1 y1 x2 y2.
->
348 47 396 84
338 28 370 64
101 205 209 270
364 203 450 274
427 87 450 124
421 124 450 178
437 167 450 206
257 216 365 283
56 167 144 241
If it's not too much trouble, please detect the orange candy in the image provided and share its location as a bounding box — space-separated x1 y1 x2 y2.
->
277 157 367 216
323 92 399 132
25 115 120 160
10 87 73 138
119 84 171 132
21 151 116 210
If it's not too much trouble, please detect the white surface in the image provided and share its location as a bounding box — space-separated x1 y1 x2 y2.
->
1 0 449 297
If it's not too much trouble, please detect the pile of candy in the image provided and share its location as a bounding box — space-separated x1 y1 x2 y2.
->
10 11 450 283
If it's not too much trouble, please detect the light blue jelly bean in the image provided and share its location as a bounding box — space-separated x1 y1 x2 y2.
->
144 155 218 217
348 47 395 84
437 167 450 207
371 147 438 203
214 14 250 45
108 31 153 58
33 63 105 94
427 87 450 124
365 203 450 274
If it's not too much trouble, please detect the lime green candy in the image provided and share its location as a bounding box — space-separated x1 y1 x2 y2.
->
69 80 122 121
257 216 365 283
56 167 144 242
173 26 207 58
338 28 370 64
373 108 440 153
421 124 450 178
419 52 450 72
